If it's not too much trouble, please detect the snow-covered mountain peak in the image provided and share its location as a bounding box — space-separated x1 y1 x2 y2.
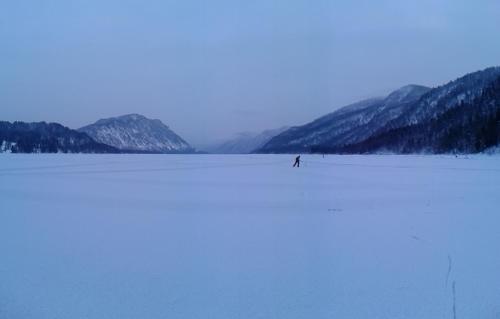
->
384 84 430 105
79 114 194 153
95 114 166 127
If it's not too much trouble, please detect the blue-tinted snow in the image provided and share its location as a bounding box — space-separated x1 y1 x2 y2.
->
0 154 499 318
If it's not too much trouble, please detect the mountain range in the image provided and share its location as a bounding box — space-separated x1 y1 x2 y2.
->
257 67 500 154
0 115 194 154
335 75 500 154
258 85 431 153
2 67 499 154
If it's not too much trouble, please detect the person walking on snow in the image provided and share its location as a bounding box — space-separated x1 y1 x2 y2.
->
293 155 301 167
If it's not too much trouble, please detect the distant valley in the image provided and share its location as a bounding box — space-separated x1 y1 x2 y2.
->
202 127 289 154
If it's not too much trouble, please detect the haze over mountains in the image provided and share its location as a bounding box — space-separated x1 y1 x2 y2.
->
1 67 499 154
203 127 289 154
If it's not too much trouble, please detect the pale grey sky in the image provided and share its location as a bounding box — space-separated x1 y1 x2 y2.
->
1 0 500 146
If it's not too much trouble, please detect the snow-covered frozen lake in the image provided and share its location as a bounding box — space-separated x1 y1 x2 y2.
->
1 154 499 319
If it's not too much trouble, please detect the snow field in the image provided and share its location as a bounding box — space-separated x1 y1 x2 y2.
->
0 154 499 319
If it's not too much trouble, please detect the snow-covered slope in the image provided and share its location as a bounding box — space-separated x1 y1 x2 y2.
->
340 75 500 154
204 127 289 154
259 85 430 153
259 66 500 154
79 114 194 153
384 67 500 129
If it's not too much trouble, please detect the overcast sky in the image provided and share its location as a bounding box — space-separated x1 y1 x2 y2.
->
2 0 500 146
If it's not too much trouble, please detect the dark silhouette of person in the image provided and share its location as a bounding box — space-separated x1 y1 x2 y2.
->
293 155 301 167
